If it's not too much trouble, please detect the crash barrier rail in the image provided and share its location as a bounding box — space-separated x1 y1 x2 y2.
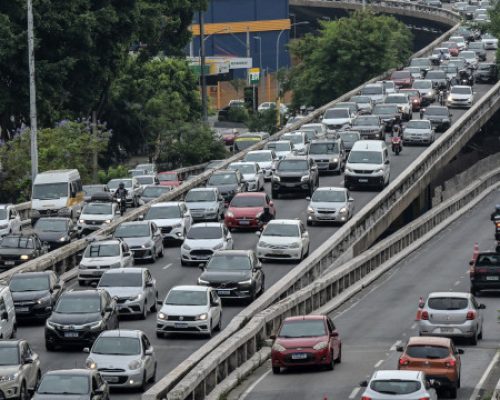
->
166 156 500 400
494 375 500 400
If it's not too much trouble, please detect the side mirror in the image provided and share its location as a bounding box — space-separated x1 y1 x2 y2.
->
359 380 368 387
254 264 262 270
0 311 8 321
469 260 474 266
270 334 276 340
138 215 144 221
157 299 163 305
145 348 154 356
124 252 131 258
255 231 261 237
306 196 311 201
94 389 104 395
385 160 390 165
478 303 486 309
457 349 465 354
211 300 220 307
83 347 90 353
146 282 154 287
348 197 354 202
396 345 404 352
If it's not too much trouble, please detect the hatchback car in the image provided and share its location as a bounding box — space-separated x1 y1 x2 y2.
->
0 205 22 237
139 185 172 203
156 285 222 337
85 330 156 391
349 95 374 114
447 85 474 108
402 119 435 145
389 70 414 89
0 233 48 269
78 201 119 234
185 187 225 222
244 150 278 180
422 106 452 132
34 217 78 249
142 201 192 243
265 140 294 160
360 83 385 104
321 108 354 132
271 315 341 374
157 171 182 187
114 221 164 262
281 132 309 155
181 223 233 266
418 292 485 345
307 187 354 225
307 139 346 174
228 162 265 192
225 193 276 230
412 79 436 105
207 170 247 203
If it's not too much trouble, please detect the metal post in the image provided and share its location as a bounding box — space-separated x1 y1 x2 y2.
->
253 36 262 71
27 0 38 181
92 112 98 182
199 10 208 122
290 13 297 38
275 29 286 127
189 40 194 58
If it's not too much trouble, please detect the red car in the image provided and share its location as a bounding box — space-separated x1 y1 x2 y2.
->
158 171 182 187
389 70 414 88
442 41 460 57
221 129 239 146
224 192 275 230
399 89 422 111
271 315 342 374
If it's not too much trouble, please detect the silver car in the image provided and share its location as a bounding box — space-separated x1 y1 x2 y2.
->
98 268 158 319
85 329 156 390
402 119 435 145
78 201 120 233
361 370 438 400
181 222 233 266
185 187 225 222
228 162 265 192
302 123 328 138
306 187 354 225
142 202 192 243
244 150 278 180
0 340 41 400
0 205 22 237
114 221 164 262
265 140 294 160
447 85 474 108
135 175 159 191
418 291 485 345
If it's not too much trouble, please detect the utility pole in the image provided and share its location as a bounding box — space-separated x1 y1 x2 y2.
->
92 112 98 182
27 0 38 181
199 10 208 122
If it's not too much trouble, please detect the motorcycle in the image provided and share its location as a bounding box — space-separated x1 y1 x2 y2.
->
438 89 447 106
391 135 402 155
116 197 126 216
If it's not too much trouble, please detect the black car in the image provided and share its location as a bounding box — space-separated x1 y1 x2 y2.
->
197 250 264 301
217 100 246 122
9 271 63 320
468 41 487 61
45 289 119 350
338 130 361 152
206 170 247 203
271 155 319 198
351 116 384 140
474 63 499 83
372 104 401 131
0 233 48 269
33 217 79 250
422 106 452 132
425 70 449 90
470 251 500 296
82 184 109 203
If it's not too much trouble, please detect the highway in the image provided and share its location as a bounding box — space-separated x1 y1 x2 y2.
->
229 190 500 400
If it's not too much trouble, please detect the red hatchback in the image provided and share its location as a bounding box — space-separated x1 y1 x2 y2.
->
271 315 342 374
442 41 460 57
158 171 182 187
224 192 275 230
390 70 414 88
400 89 422 111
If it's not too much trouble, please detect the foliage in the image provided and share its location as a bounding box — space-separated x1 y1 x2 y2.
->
227 107 249 123
97 165 130 185
487 2 500 71
287 10 413 109
246 110 280 134
0 122 110 203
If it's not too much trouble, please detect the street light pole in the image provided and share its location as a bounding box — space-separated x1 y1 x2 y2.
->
199 10 208 122
253 36 262 71
289 13 297 39
27 0 38 181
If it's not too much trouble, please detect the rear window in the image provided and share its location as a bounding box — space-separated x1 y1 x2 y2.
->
428 297 468 310
370 379 421 394
406 345 450 359
476 254 500 265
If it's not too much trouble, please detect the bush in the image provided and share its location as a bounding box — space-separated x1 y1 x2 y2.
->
98 165 130 184
227 107 249 123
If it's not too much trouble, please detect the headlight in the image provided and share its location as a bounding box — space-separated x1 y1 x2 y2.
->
345 167 353 173
131 293 143 301
37 295 51 305
213 243 224 250
339 207 348 214
209 207 217 212
307 206 314 213
103 219 111 224
427 91 434 96
289 242 300 249
20 255 30 260
79 263 88 270
196 313 208 321
331 158 339 163
448 95 453 101
79 219 85 224
58 236 69 242
110 262 122 269
272 343 286 352
374 168 384 173
0 372 19 382
46 320 57 329
86 359 97 369
182 243 192 251
301 175 310 182
198 278 209 285
258 241 271 248
313 341 329 350
225 211 234 218
158 312 167 320
238 279 253 285
128 360 142 370
141 242 153 249
272 175 281 182
89 321 104 330
172 223 182 228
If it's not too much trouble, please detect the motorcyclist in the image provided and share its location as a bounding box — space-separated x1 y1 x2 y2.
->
259 207 274 227
392 116 403 138
459 69 472 85
114 182 128 215
490 204 500 221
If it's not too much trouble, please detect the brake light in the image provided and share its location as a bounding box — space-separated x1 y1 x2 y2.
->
399 357 410 366
419 398 430 400
446 359 456 368
361 397 372 400
421 311 429 320
495 222 500 228
466 311 476 320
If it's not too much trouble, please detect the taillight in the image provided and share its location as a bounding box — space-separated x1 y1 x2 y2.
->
466 311 476 320
361 397 372 400
495 222 500 228
399 357 410 366
446 359 456 368
419 398 430 400
421 311 429 320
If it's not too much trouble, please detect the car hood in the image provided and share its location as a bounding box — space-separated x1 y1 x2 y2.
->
449 93 472 100
277 336 328 348
119 236 151 248
209 184 238 192
81 256 122 265
35 231 68 242
404 128 432 135
199 269 251 283
184 238 224 249
145 218 182 228
347 162 381 171
186 201 218 210
228 206 262 218
34 394 89 400
101 287 142 299
80 213 114 221
11 289 50 302
322 118 350 125
275 171 308 178
160 304 208 316
309 200 346 210
88 353 138 370
241 173 259 181
0 365 21 376
49 311 102 325
260 236 300 245
0 248 34 256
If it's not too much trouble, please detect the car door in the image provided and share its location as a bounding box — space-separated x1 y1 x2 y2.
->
222 226 233 249
49 272 62 305
299 223 310 252
217 192 225 215
20 342 36 389
141 334 155 379
327 318 341 358
470 296 483 330
209 290 222 326
102 292 117 329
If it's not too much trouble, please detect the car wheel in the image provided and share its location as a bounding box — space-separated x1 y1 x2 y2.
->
149 362 157 383
181 259 189 267
470 332 478 346
78 279 86 286
150 248 157 264
272 190 279 199
449 386 457 399
470 287 479 297
140 301 148 320
45 341 55 351
215 314 222 331
156 331 165 339
140 371 148 392
151 294 158 312
260 278 265 295
158 246 164 258
19 381 29 400
478 325 483 340
336 346 342 363
307 220 313 226
326 351 335 370
10 324 16 339
206 321 213 338
272 366 280 374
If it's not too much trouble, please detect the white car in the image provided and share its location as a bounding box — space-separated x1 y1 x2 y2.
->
481 33 498 49
85 329 156 390
403 119 435 145
78 201 120 233
156 285 223 337
0 204 22 237
281 132 309 155
135 163 157 175
135 175 159 191
258 102 288 115
244 150 278 180
302 123 328 139
376 80 397 94
360 83 386 104
181 222 233 266
228 162 265 192
321 108 354 132
142 201 192 243
265 140 294 160
447 85 474 108
256 219 310 262
450 35 467 51
349 95 374 114
78 239 134 285
306 187 354 225
383 93 412 120
458 50 479 69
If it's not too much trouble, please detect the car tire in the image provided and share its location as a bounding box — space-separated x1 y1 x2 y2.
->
150 248 157 264
449 386 457 399
307 220 313 226
478 326 483 340
158 246 164 258
336 346 342 363
470 332 478 346
156 331 165 339
19 381 29 400
272 366 280 374
149 362 157 383
215 314 222 331
181 259 189 267
78 279 86 286
151 294 158 312
140 371 148 392
206 322 213 338
304 245 310 258
470 287 479 297
140 302 148 320
326 351 335 370
272 190 279 199
45 341 55 351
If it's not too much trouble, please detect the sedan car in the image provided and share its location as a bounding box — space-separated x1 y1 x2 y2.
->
0 233 48 269
468 41 487 61
383 93 412 120
181 222 233 266
422 106 452 132
85 330 156 391
157 171 182 188
0 340 41 400
281 132 309 155
185 187 225 222
447 85 474 108
349 95 374 115
135 175 159 191
389 70 414 88
156 285 222 337
474 63 499 83
338 130 360 152
425 70 449 90
228 162 265 192
351 115 384 140
481 32 498 50
360 83 385 104
372 104 400 131
243 150 278 180
142 201 192 243
265 140 294 160
399 89 423 111
307 139 346 174
207 170 247 203
78 201 119 234
139 185 172 203
459 50 479 69
33 369 109 400
402 119 435 145
307 187 354 225
114 221 163 262
34 217 78 249
225 192 276 230
409 57 432 73
271 315 341 374
412 79 436 105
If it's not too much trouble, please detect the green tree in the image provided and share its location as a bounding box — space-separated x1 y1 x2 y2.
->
246 110 280 134
288 10 413 109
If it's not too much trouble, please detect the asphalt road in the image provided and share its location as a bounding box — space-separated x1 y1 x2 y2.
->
14 54 498 400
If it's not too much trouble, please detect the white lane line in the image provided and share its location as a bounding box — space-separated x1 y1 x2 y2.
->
468 350 500 400
374 359 384 368
163 263 173 270
411 323 417 329
454 280 460 286
349 387 360 399
390 340 402 351
239 369 271 400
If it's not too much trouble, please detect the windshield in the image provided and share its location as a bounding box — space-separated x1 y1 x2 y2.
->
55 296 101 313
385 96 408 104
229 164 257 174
451 87 472 95
234 139 259 151
468 42 482 49
460 51 476 59
407 120 431 129
136 176 154 185
83 186 104 196
476 254 500 265
406 345 450 359
428 297 468 310
309 143 339 155
324 109 349 118
10 276 50 292
373 105 398 114
282 134 303 145
208 174 238 185
478 64 492 71
186 190 216 202
1 237 34 249
277 160 308 171
339 132 360 141
158 173 176 182
425 107 448 116
230 195 266 208
165 290 208 306
206 254 252 270
279 320 326 338
267 142 291 151
411 58 430 67
413 81 432 89
84 243 120 258
351 96 370 104
262 224 299 237
187 226 223 240
0 347 19 365
311 190 346 202
442 65 458 73
401 90 419 97
92 337 141 356
142 187 171 197
83 203 112 215
32 182 68 200
35 219 68 232
98 273 142 287
37 374 89 395
353 116 379 126
370 380 420 395
145 206 180 220
361 86 383 95
348 151 383 164
115 224 150 238
108 179 132 189
391 71 411 79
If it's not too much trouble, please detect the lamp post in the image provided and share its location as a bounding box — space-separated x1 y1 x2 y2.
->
199 10 208 122
289 13 297 38
253 36 262 71
27 0 38 181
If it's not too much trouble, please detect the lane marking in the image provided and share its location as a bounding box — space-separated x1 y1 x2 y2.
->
411 323 417 329
239 369 271 400
468 350 500 400
163 263 173 270
374 359 384 368
390 340 402 351
454 280 460 286
349 387 361 399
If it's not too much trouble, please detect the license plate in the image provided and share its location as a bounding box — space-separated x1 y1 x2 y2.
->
440 327 453 333
239 220 250 225
64 332 79 338
291 353 308 360
358 179 368 183
174 322 188 328
272 250 284 254
4 261 15 266
218 290 231 296
486 276 499 281
103 376 119 383
16 307 29 312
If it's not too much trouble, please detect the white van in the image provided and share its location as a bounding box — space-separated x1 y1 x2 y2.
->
31 169 84 220
344 140 390 190
0 286 16 339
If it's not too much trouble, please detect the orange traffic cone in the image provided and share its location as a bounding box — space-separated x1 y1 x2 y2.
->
415 296 424 321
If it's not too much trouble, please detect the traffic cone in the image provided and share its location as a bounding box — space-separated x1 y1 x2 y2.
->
415 296 424 321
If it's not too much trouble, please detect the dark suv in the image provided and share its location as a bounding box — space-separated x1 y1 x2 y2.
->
206 170 247 203
0 233 48 269
45 289 119 350
470 251 500 296
271 156 319 198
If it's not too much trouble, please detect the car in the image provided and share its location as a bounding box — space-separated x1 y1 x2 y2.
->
285 115 306 128
389 70 414 88
399 88 423 111
33 369 109 400
301 127 318 144
34 217 78 249
338 130 360 152
441 41 460 57
409 57 432 72
82 185 109 203
0 285 17 339
469 251 500 295
448 57 467 72
481 32 498 50
440 63 459 81
281 132 309 155
156 285 222 337
265 140 294 160
206 170 247 203
218 101 245 122
418 291 485 345
475 62 498 84
134 175 159 191
0 340 41 400
141 201 192 244
243 150 278 181
256 219 310 261
372 104 401 131
468 41 487 61
139 185 173 203
425 70 449 90
107 177 141 207
0 205 22 238
77 200 119 234
84 329 156 391
9 271 63 320
135 163 156 175
271 315 341 374
185 187 225 222
181 222 233 266
114 221 164 261
376 80 397 94
258 101 288 115
228 162 265 192
307 138 346 174
271 155 319 198
430 47 451 64
412 79 436 105
421 0 442 7
403 66 425 80
422 106 452 132
224 192 276 231
458 50 479 69
233 132 269 153
383 93 412 121
360 83 385 104
306 187 354 225
349 95 374 115
128 168 147 177
45 289 119 350
321 108 354 132
97 268 158 319
447 85 474 108
402 119 435 145
157 171 183 188
360 370 438 400
449 36 467 51
351 115 384 140
197 250 264 301
301 123 328 138
0 233 48 269
78 239 134 285
397 336 463 398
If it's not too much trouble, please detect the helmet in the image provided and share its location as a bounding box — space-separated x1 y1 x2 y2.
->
264 207 270 213
119 182 125 189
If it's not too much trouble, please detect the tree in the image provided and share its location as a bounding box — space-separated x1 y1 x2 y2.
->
0 121 110 202
287 10 413 109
